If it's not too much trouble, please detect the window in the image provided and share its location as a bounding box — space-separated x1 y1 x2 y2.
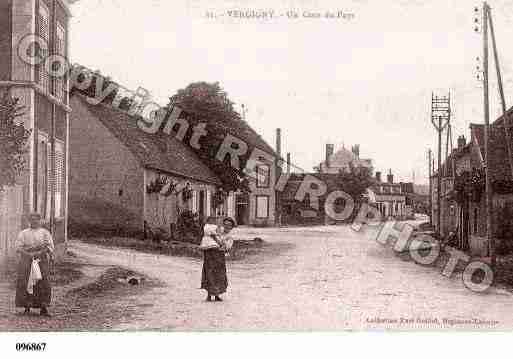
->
37 133 49 219
256 195 269 219
36 132 65 220
37 3 50 93
473 207 478 234
192 190 197 213
256 164 270 188
55 23 67 101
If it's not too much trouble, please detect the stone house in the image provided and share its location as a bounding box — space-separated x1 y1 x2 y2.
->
433 121 513 256
367 170 408 220
69 93 222 237
0 0 71 262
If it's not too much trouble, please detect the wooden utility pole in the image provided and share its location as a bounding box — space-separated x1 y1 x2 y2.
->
482 2 494 267
438 115 442 236
428 149 433 226
431 93 450 238
488 6 513 186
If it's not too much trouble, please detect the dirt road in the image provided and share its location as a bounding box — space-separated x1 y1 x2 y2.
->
69 225 513 331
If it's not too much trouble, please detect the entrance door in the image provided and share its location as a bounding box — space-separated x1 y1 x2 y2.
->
461 202 469 251
236 193 249 225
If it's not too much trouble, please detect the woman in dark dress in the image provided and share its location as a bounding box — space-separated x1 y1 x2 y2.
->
15 213 54 316
201 217 235 302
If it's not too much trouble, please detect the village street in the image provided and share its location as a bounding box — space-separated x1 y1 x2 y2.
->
69 224 513 331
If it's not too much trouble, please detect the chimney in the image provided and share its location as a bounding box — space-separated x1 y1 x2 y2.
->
387 169 394 184
457 135 466 150
325 144 334 169
286 153 291 173
375 171 382 183
352 144 360 158
276 128 282 159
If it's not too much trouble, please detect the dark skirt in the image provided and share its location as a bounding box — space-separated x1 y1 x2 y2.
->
201 249 228 296
15 252 52 309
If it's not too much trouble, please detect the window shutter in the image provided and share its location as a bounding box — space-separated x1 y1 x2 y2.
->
37 4 50 93
46 142 52 219
56 23 66 101
54 141 65 217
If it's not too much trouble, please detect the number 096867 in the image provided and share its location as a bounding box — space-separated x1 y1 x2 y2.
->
16 343 46 351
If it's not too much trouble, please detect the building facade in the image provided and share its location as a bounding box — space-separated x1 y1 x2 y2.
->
0 0 71 259
367 171 408 220
433 123 513 256
69 93 222 237
315 143 373 174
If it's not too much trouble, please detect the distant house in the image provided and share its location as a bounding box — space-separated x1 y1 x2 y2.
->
367 170 409 219
69 93 222 236
315 143 373 174
280 173 332 226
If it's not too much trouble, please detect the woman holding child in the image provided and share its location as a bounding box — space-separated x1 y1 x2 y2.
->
200 217 235 302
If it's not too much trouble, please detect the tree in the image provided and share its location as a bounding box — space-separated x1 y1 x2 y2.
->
0 91 31 191
167 82 253 192
333 164 375 204
321 164 375 221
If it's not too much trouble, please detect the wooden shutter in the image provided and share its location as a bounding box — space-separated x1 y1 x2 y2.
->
54 141 65 217
37 3 50 93
56 23 66 101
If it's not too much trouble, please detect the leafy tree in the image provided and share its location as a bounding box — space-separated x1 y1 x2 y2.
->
166 82 256 192
333 164 375 204
0 92 31 191
321 164 375 221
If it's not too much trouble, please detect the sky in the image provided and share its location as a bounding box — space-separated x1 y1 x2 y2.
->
68 0 513 184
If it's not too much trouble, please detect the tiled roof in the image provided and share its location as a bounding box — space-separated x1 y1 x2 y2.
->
73 94 221 185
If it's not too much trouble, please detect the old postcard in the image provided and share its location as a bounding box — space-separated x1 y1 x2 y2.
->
2 0 513 346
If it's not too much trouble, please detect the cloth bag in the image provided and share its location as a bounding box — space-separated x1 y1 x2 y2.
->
200 224 220 250
27 259 42 295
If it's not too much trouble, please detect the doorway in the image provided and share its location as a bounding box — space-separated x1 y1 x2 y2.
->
236 193 249 225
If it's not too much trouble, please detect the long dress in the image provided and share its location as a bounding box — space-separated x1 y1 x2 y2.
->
201 233 233 296
15 228 54 309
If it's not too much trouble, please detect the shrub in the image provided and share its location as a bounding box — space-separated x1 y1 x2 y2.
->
176 210 203 244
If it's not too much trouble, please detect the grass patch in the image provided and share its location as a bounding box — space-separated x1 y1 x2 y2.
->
75 236 292 261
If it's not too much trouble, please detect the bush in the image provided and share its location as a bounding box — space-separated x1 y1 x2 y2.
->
176 210 203 244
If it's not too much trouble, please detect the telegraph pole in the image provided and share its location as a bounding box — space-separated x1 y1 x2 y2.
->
428 149 433 226
431 93 450 238
481 2 494 267
488 6 513 186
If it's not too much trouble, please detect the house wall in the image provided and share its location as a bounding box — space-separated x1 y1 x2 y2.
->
144 169 216 233
0 0 13 81
69 96 144 232
11 0 35 83
248 164 277 226
2 0 70 256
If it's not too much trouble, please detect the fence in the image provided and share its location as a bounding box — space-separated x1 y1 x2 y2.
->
0 186 23 269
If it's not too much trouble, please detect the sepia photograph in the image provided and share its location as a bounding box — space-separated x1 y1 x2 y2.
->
1 0 513 356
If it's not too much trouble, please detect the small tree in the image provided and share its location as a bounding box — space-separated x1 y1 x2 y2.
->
0 92 31 191
322 164 375 221
333 164 375 204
